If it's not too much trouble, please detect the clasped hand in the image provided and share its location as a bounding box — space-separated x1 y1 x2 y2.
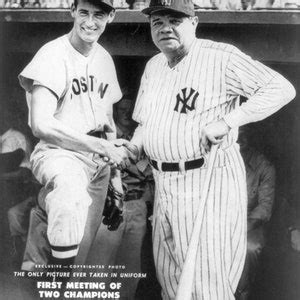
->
102 139 138 169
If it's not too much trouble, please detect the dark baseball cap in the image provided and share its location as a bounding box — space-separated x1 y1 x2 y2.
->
142 0 195 17
98 0 114 11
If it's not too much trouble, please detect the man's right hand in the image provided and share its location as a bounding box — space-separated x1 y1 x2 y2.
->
114 139 139 160
101 141 131 168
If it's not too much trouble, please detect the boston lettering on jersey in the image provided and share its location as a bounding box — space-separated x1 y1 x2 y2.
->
174 87 199 114
71 76 109 98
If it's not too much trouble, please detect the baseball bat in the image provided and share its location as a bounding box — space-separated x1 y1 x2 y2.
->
175 144 219 300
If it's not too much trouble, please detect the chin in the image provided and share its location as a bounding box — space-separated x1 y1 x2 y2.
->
161 45 180 54
158 42 180 53
82 35 99 44
80 30 101 43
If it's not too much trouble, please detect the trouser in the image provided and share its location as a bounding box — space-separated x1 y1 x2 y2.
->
21 205 50 270
152 145 247 300
24 146 110 266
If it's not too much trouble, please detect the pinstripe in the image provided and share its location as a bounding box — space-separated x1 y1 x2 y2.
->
222 166 232 300
132 39 272 299
161 242 168 295
175 175 185 263
182 42 198 158
149 61 167 160
167 258 176 296
156 69 173 160
228 148 247 288
218 167 226 299
212 169 219 300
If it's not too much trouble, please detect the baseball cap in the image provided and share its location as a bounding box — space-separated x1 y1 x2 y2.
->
142 0 195 17
98 0 114 11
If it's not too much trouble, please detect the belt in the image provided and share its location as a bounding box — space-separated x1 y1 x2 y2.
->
150 157 205 172
124 190 144 201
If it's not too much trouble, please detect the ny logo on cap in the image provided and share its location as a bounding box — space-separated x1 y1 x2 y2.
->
160 0 172 6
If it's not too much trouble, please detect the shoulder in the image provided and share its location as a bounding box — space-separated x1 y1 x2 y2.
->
144 53 166 74
196 38 239 56
148 52 165 65
35 35 67 58
94 43 115 63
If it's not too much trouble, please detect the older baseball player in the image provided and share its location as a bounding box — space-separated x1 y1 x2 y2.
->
116 0 296 299
18 0 129 267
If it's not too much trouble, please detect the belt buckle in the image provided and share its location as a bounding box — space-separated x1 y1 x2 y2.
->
179 159 185 174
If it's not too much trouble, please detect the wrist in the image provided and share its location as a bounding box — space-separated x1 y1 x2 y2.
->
96 138 110 156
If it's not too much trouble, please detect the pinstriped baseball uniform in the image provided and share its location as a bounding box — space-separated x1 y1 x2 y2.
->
133 38 294 300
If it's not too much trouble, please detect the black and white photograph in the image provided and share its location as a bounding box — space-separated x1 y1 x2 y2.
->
0 0 300 299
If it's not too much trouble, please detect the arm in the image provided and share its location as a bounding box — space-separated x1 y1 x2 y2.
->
201 48 296 149
31 85 126 163
129 124 144 159
112 124 143 166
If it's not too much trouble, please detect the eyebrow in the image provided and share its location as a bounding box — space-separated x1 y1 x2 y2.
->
151 17 161 22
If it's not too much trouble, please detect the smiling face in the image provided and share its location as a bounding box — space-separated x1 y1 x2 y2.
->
149 12 198 56
70 0 114 46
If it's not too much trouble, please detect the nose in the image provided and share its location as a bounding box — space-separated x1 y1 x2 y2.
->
160 23 172 33
85 15 95 27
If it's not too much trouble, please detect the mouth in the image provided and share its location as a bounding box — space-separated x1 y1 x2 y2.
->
81 27 97 34
159 37 177 42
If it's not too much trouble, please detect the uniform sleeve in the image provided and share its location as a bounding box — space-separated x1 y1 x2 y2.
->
223 47 296 128
249 161 276 222
18 43 66 99
132 64 149 125
106 55 122 104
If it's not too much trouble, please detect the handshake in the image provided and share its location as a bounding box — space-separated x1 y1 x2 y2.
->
102 138 139 170
87 130 139 169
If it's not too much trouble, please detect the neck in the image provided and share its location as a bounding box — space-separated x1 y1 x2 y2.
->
68 30 94 57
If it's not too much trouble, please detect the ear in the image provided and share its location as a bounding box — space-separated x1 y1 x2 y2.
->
70 3 76 18
192 16 198 27
107 10 116 23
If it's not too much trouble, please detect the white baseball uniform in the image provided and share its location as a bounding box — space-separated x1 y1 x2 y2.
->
19 34 122 259
133 38 294 300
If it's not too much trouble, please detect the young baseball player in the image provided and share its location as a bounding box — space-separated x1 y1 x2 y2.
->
18 0 128 268
116 0 296 299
